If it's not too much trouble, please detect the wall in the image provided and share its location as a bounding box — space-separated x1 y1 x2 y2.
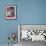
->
19 0 46 24
0 0 46 44
0 0 18 44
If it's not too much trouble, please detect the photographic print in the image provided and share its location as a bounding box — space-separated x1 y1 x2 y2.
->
5 5 16 20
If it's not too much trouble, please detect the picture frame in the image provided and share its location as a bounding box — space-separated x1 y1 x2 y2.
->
5 5 16 20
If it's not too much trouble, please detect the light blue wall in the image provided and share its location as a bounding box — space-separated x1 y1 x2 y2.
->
0 0 46 44
18 0 46 24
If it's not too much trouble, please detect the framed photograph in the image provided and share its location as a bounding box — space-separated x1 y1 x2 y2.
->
5 5 16 20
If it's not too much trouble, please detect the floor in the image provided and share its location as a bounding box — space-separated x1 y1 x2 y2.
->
0 40 46 46
0 44 18 46
19 39 46 46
